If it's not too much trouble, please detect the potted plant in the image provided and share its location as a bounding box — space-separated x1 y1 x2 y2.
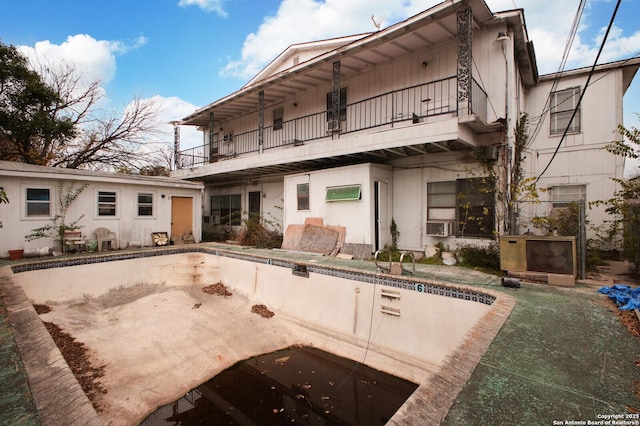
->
8 249 24 260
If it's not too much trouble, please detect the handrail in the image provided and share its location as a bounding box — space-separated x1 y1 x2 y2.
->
177 76 458 169
374 249 392 273
400 251 415 275
375 249 415 275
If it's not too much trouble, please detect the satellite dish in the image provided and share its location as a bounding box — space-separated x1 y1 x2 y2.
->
371 14 384 31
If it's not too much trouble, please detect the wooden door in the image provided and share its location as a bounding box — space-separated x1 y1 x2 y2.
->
171 196 193 243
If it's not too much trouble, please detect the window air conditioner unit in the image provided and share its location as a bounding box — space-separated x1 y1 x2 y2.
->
426 221 455 237
326 120 340 133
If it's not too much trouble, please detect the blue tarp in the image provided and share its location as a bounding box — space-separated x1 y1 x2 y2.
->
598 284 640 311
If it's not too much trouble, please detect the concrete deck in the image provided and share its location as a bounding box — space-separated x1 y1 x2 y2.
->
1 244 639 425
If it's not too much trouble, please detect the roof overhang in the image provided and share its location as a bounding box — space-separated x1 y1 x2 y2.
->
538 57 640 94
490 9 538 87
174 137 490 186
181 0 496 128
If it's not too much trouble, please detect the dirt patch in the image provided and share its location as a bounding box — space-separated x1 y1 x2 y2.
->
42 322 107 410
202 282 232 297
613 308 640 339
251 304 275 318
93 283 167 309
33 304 51 314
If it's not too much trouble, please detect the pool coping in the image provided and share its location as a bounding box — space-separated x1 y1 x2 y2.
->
1 268 102 426
3 245 515 425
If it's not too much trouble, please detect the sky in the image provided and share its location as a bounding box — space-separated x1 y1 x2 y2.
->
2 0 640 171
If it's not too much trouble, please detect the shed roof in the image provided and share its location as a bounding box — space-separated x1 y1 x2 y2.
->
0 161 203 190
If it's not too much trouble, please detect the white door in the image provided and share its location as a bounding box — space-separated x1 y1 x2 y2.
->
375 181 390 251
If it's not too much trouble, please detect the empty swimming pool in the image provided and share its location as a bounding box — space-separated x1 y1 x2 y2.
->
6 245 514 425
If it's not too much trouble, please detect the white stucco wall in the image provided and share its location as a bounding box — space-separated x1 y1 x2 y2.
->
284 163 391 246
0 173 203 257
524 68 626 238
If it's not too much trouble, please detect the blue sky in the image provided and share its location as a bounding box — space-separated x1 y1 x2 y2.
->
2 0 640 162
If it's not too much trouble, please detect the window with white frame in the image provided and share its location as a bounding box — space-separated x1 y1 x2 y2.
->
297 183 309 210
273 108 283 131
25 187 51 217
97 191 117 216
427 178 495 237
550 185 586 208
550 87 581 135
427 181 456 221
137 193 153 217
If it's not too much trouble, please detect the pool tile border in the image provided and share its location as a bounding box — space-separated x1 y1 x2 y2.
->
11 246 496 306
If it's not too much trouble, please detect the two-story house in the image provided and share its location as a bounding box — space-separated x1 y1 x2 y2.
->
173 0 639 257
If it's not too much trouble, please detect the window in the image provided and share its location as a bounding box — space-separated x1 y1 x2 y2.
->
426 178 495 237
457 178 495 237
550 185 586 208
550 87 580 135
297 183 309 210
137 193 153 216
326 185 361 201
273 108 283 131
98 191 117 216
211 194 241 226
427 181 456 221
26 188 51 217
326 87 347 122
248 191 261 218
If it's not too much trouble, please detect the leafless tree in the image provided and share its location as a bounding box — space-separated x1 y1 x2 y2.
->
5 52 168 170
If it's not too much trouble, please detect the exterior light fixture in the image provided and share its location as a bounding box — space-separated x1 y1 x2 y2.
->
421 61 428 68
496 31 510 43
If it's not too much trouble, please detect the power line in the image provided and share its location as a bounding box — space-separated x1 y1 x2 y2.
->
534 0 623 185
527 0 586 146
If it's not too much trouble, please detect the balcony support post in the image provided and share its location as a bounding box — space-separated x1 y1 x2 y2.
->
208 111 217 163
171 121 181 170
331 61 341 135
259 90 264 153
457 6 472 116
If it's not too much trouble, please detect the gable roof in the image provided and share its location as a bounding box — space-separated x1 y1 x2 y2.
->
538 57 640 93
0 161 203 189
244 34 369 88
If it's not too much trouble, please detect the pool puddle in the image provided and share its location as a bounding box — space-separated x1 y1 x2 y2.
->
141 346 418 425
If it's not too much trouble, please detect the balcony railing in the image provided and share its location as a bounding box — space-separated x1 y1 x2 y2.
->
177 75 488 169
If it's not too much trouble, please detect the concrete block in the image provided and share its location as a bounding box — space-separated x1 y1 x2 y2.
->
547 273 575 287
304 217 324 226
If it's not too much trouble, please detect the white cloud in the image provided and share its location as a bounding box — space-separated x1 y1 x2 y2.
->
17 34 147 85
220 0 432 80
178 0 228 17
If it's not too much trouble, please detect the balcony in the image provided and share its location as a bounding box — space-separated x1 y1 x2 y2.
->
176 76 490 170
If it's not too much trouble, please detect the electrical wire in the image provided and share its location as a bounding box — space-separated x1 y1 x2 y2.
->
527 0 586 147
534 0 623 185
330 272 381 395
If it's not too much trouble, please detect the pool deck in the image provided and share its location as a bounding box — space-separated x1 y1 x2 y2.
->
1 243 639 425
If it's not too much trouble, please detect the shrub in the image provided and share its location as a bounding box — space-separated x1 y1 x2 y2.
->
236 215 282 248
456 242 500 272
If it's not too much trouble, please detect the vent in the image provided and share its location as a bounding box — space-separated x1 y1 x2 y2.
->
381 306 401 316
426 221 455 237
326 120 340 133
